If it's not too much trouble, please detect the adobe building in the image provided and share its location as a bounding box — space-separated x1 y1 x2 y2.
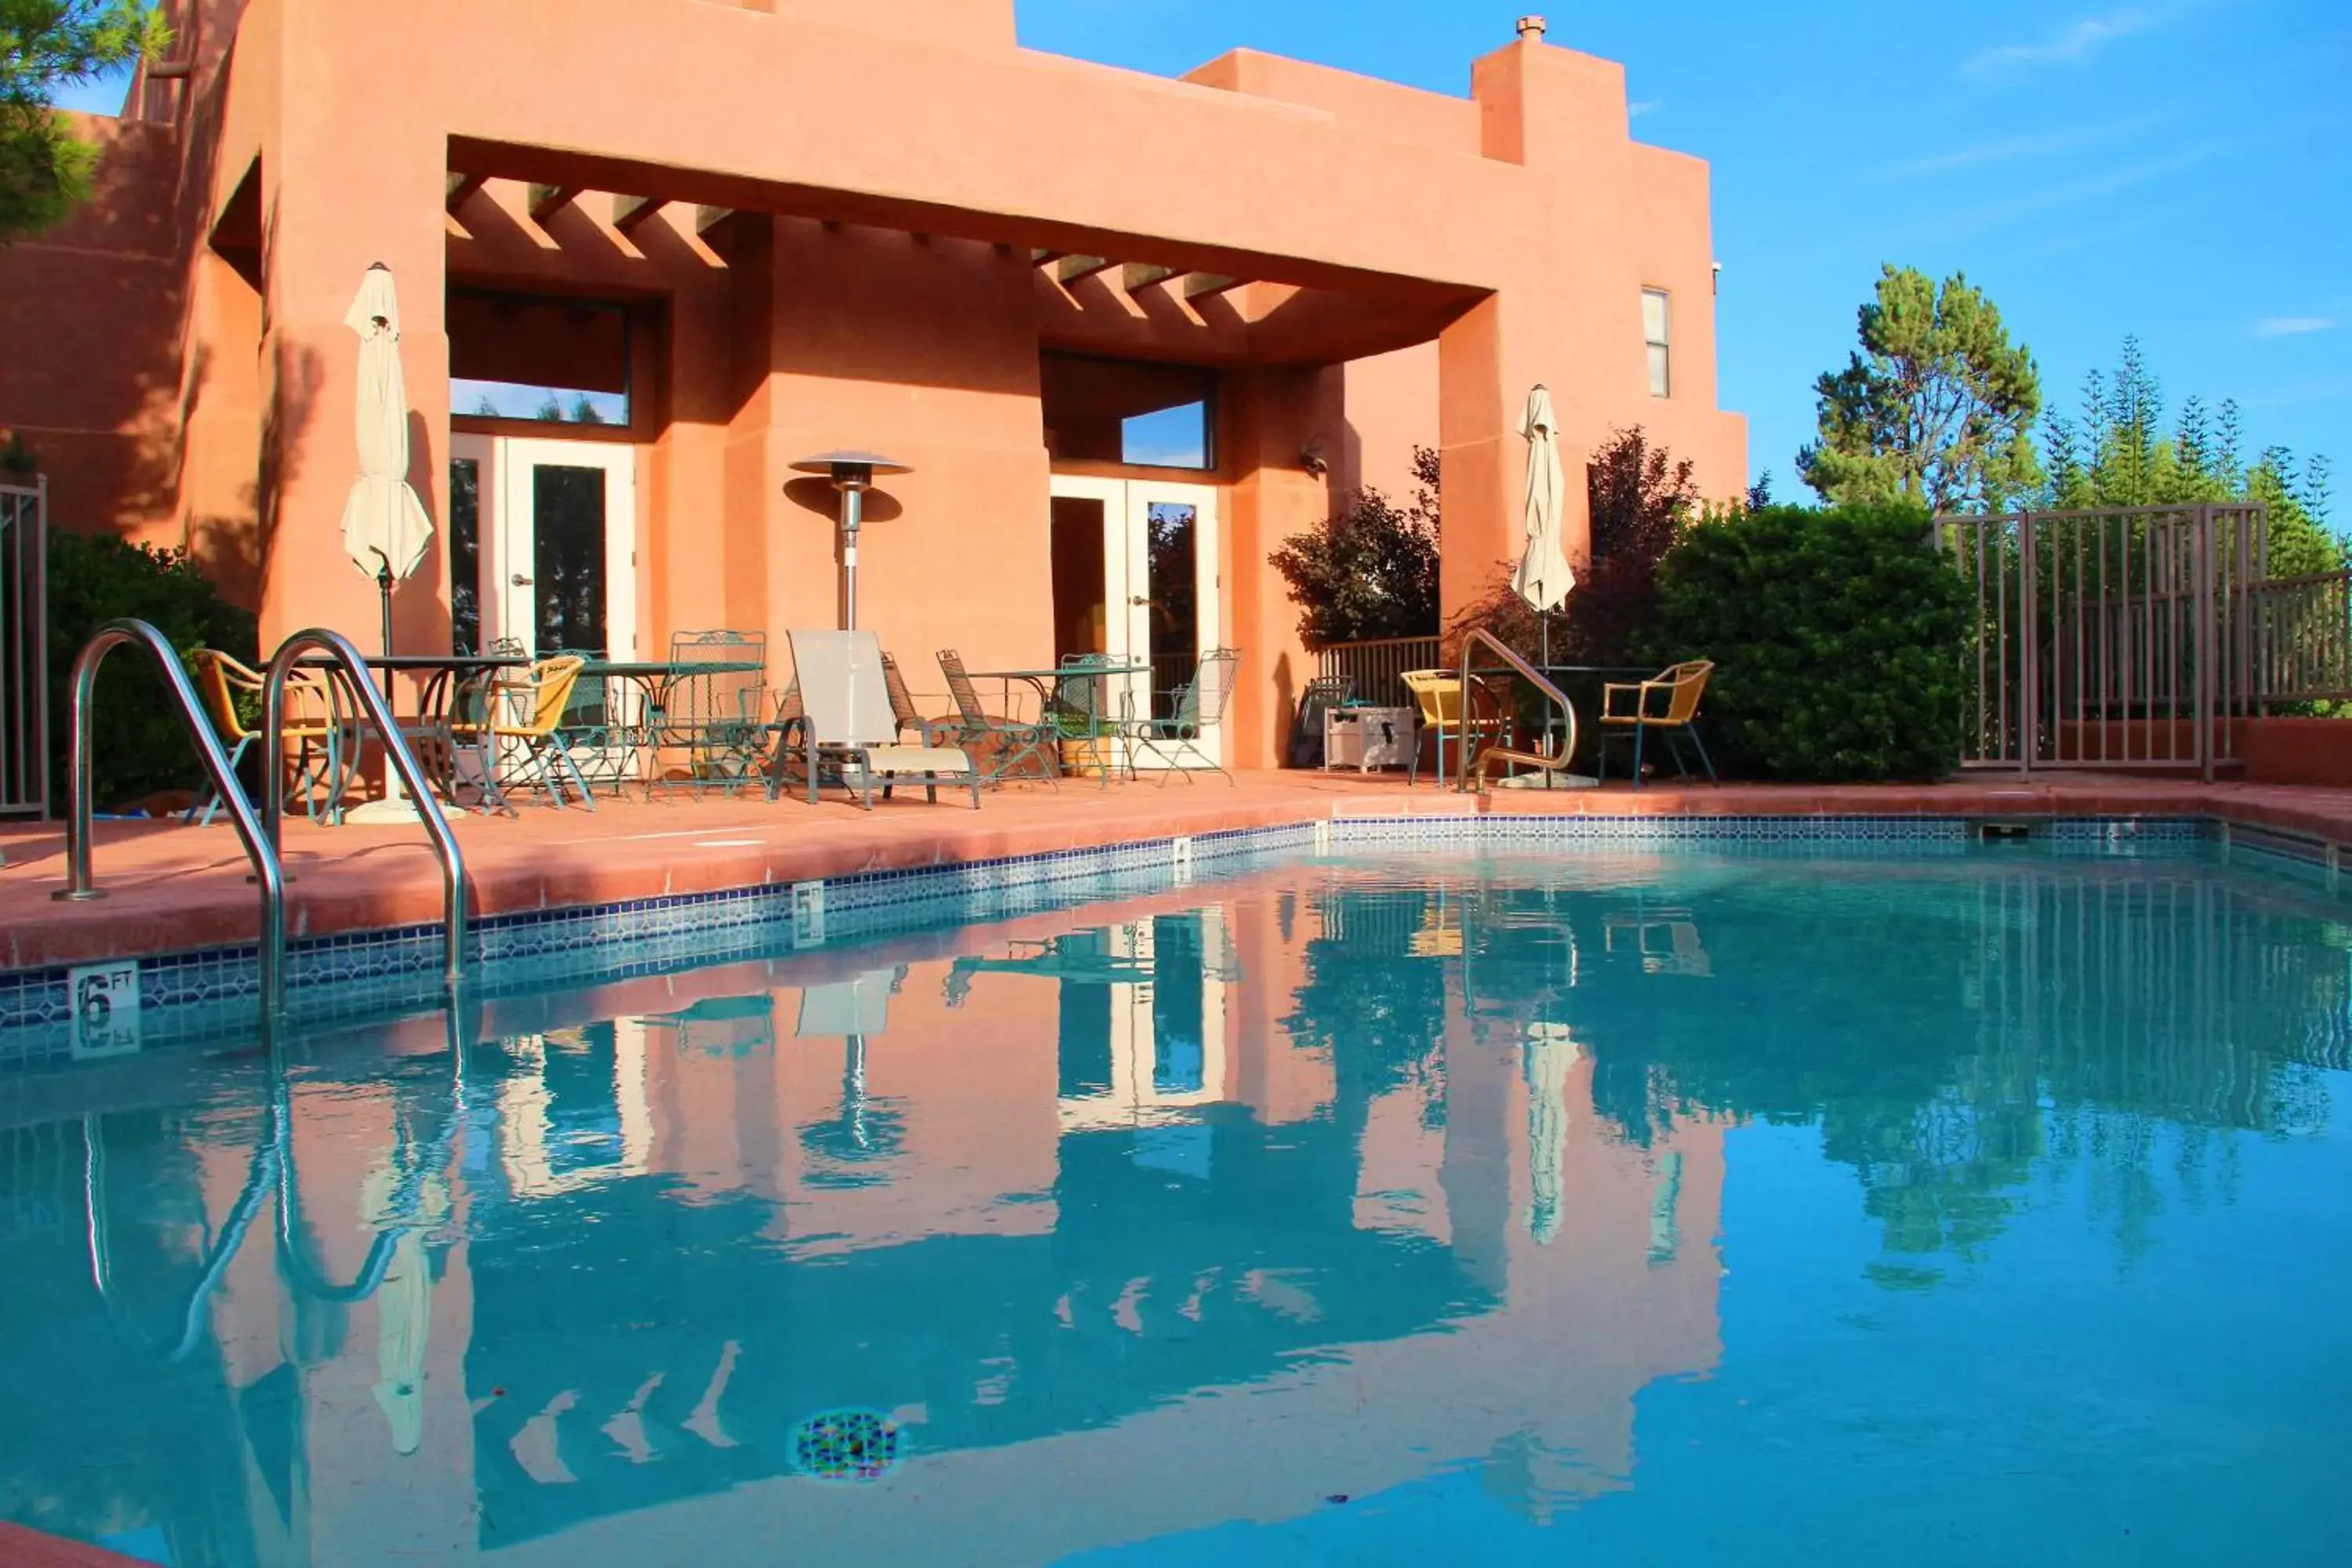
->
0 0 1744 768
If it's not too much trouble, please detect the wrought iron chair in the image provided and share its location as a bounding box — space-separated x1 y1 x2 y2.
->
187 648 347 825
1290 673 1354 768
1597 659 1717 789
935 648 1060 786
667 630 768 794
1124 647 1240 783
540 646 633 797
1048 654 1126 786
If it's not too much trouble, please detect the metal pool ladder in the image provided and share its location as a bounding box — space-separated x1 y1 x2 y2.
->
53 620 472 1014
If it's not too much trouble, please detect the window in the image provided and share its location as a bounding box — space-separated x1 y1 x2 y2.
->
449 289 631 426
1642 288 1671 398
1040 353 1215 470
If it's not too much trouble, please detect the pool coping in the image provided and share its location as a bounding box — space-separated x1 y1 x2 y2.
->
5 791 2345 1070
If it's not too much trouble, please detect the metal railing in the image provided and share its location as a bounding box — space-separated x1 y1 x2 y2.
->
1317 634 1441 710
53 619 290 995
263 628 470 989
0 477 48 818
2246 568 2352 704
1934 503 2265 775
1457 627 1579 792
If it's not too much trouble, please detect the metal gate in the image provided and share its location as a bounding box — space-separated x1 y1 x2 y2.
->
0 477 47 817
1933 504 2264 777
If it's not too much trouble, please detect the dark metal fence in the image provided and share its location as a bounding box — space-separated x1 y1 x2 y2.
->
1316 634 1441 711
2247 568 2352 704
0 477 47 817
1934 504 2267 775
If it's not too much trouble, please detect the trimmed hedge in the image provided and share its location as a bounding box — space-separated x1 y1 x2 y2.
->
46 532 256 810
1642 503 1967 782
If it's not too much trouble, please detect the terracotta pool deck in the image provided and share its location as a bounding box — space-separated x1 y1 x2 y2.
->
3 770 2350 973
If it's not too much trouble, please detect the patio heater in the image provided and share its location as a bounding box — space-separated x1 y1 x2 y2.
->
789 451 912 630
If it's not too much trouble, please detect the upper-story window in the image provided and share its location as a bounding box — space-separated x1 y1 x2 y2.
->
1642 288 1671 398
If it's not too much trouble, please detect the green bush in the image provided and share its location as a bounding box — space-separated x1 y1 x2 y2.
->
1642 503 1967 782
46 532 256 810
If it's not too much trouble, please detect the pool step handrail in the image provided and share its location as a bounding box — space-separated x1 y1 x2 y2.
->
52 619 292 1003
1455 627 1580 793
261 627 471 990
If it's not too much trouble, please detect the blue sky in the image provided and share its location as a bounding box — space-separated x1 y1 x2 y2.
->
54 1 2347 503
1010 0 2349 501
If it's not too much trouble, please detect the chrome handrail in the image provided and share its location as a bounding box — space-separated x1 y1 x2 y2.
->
1456 627 1580 793
52 619 290 996
262 629 470 990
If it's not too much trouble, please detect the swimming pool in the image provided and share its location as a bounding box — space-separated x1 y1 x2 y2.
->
5 832 2350 1565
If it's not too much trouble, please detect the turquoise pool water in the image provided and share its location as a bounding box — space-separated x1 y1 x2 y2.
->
5 842 2350 1565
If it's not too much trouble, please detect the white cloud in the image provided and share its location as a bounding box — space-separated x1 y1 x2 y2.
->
2252 316 2342 339
1964 7 2163 76
1886 116 2162 179
1628 99 1663 119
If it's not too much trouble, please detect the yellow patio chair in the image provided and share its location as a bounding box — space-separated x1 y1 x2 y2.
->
1597 659 1716 789
452 655 593 809
187 648 344 826
1400 668 1513 787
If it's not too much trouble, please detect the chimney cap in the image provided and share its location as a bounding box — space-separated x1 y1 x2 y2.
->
1516 15 1547 40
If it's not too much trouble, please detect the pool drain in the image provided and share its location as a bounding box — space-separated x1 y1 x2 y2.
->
793 1408 901 1481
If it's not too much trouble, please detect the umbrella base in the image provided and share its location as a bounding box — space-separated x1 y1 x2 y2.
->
1490 769 1598 791
343 797 426 825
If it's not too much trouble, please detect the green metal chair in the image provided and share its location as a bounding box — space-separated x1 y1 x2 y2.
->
936 648 1060 786
1049 654 1126 787
667 630 768 795
1124 647 1240 784
544 645 633 797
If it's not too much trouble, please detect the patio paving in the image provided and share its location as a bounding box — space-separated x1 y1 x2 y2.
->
4 771 2350 973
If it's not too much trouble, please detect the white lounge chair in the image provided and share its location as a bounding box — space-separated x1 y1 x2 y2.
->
775 630 981 809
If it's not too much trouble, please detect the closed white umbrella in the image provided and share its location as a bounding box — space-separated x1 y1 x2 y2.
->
339 263 434 608
1511 384 1574 621
336 265 436 821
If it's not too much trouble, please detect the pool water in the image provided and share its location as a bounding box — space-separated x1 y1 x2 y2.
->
5 844 2350 1566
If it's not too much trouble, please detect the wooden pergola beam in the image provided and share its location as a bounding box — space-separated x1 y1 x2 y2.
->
444 171 488 212
1121 263 1175 292
528 183 583 223
612 194 667 233
695 205 736 234
1029 247 1066 267
1051 255 1115 285
1181 272 1243 301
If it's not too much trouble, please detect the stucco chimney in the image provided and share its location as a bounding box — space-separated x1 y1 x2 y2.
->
1516 15 1547 42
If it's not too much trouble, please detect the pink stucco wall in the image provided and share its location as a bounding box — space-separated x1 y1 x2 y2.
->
0 0 1745 768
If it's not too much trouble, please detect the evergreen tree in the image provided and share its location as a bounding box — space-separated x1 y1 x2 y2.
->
1799 265 2045 514
2038 340 2340 574
1 2 169 241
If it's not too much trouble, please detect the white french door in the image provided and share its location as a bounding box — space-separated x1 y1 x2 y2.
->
448 434 638 659
1047 475 1221 768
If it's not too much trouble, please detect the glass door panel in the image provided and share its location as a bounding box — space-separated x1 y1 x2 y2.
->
1121 481 1219 766
493 437 637 660
1047 475 1221 769
531 465 609 655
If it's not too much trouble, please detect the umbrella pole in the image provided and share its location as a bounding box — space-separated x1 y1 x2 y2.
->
370 548 395 702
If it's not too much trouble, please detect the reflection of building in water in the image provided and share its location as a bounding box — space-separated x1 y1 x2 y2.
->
5 869 1736 1566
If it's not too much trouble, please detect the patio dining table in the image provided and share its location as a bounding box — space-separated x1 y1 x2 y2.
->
296 652 530 814
964 661 1152 785
577 658 770 793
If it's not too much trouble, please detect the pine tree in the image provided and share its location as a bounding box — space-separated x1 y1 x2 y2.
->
1 2 169 241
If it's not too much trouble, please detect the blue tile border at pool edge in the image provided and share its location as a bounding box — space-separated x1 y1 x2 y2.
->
0 813 2230 1055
